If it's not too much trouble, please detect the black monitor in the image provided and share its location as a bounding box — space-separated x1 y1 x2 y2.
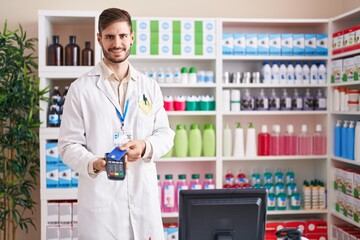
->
179 188 267 240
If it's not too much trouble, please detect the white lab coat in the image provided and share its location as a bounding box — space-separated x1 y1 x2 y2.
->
58 63 175 240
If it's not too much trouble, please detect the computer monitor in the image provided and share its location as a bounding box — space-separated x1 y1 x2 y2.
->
179 188 267 240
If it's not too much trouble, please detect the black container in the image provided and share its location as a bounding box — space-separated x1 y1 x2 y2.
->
82 41 94 66
65 35 80 66
47 35 63 66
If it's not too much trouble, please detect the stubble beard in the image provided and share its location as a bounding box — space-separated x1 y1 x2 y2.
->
102 46 131 64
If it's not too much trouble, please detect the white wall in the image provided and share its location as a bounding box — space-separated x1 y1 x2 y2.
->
1 0 360 239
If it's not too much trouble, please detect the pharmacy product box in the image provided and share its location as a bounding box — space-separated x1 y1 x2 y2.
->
47 226 60 240
343 168 354 196
233 33 245 55
59 226 72 240
166 226 178 240
343 25 360 53
46 164 58 188
303 233 327 240
343 57 355 82
265 221 285 237
71 169 79 188
181 20 194 32
159 44 172 56
136 19 151 32
354 198 360 222
354 171 360 199
285 220 307 233
257 33 269 55
331 59 343 83
72 202 78 224
222 33 233 55
136 32 150 44
181 44 194 56
306 219 327 233
47 202 59 225
316 34 328 56
332 30 344 55
345 194 355 220
72 225 78 240
203 44 216 56
159 32 172 45
46 142 59 165
281 34 293 56
305 34 316 56
159 19 172 32
269 34 281 55
136 44 150 56
204 32 216 45
245 33 257 55
203 20 216 33
181 32 194 45
293 34 305 56
59 164 71 188
354 55 360 81
334 167 343 191
59 202 72 225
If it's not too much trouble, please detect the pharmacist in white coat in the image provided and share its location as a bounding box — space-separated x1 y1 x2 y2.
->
58 8 174 240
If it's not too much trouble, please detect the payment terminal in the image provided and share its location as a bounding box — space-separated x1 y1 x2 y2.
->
105 147 127 180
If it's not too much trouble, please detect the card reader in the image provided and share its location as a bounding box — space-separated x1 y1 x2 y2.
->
105 147 127 181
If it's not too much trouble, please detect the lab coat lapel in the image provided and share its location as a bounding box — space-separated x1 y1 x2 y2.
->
96 76 122 114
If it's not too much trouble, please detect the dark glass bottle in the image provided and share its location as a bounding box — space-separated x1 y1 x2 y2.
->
82 41 94 66
47 35 63 66
65 35 80 66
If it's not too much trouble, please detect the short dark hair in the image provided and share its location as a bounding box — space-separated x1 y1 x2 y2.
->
98 8 132 34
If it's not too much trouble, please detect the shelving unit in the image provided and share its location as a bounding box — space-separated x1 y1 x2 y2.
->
328 6 360 237
38 7 360 239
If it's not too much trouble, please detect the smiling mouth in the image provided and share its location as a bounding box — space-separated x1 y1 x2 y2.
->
110 48 125 54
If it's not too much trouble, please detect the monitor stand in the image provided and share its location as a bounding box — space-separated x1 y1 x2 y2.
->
215 232 233 240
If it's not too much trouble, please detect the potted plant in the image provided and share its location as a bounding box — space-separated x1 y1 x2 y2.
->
0 21 47 240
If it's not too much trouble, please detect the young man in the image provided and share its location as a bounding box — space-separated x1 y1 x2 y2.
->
58 8 174 240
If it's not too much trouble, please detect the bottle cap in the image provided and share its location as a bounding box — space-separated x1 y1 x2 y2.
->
204 124 214 130
287 124 294 133
176 124 186 130
316 124 322 132
236 122 242 128
189 67 197 73
261 125 268 133
157 175 160 180
301 124 308 133
205 173 213 179
192 174 200 179
178 174 187 180
165 174 173 180
181 67 188 73
273 124 280 133
190 123 200 130
248 122 254 128
85 41 91 48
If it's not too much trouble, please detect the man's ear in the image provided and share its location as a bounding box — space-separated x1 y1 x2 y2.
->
97 33 102 44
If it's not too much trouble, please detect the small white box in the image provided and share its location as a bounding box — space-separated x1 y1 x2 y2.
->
72 225 78 240
136 19 151 32
59 164 71 188
203 32 215 45
316 34 328 56
136 44 150 56
245 33 257 55
222 33 233 55
343 57 355 82
159 32 172 45
203 44 216 56
159 19 172 32
354 55 360 81
281 34 293 56
59 226 72 240
46 226 60 240
293 34 305 56
353 171 360 199
72 202 78 224
59 202 72 225
181 32 194 45
181 44 194 56
136 32 150 44
257 34 269 55
47 202 59 225
343 169 354 196
331 59 343 83
305 34 316 56
46 142 59 165
71 169 79 188
269 34 281 56
233 33 245 55
181 20 194 32
345 194 355 221
159 44 172 56
203 20 216 33
46 164 58 188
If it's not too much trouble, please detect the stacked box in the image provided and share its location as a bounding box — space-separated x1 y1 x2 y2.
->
222 33 233 55
343 57 355 82
46 142 59 188
332 30 344 55
135 19 151 56
201 20 216 56
257 33 269 55
269 34 281 56
331 59 343 83
245 33 257 55
293 34 305 56
281 34 293 56
305 34 316 56
159 19 173 56
316 34 328 56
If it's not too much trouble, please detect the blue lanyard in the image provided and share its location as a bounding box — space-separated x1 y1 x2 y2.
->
115 99 129 128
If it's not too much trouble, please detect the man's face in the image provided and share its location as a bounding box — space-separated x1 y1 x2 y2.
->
97 21 134 64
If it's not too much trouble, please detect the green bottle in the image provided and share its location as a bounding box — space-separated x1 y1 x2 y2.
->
267 192 276 211
203 124 216 157
174 124 188 157
189 124 202 157
290 187 301 210
277 188 287 210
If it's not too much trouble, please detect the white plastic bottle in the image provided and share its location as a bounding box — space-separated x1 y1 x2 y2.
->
157 67 165 83
165 68 174 83
223 124 232 157
245 122 257 157
233 123 245 157
310 62 318 85
173 67 181 83
302 62 310 84
287 62 295 85
262 61 272 84
279 61 287 85
333 87 340 111
149 68 157 81
180 67 189 84
271 61 280 84
294 61 303 85
318 61 327 84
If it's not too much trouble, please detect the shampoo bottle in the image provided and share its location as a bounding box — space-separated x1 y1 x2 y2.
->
233 123 245 157
223 124 232 157
245 122 257 157
203 124 216 157
188 124 202 157
258 125 271 156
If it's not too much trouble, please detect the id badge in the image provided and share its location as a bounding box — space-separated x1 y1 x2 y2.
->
113 128 133 147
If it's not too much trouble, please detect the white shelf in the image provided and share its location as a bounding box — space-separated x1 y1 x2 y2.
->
39 66 93 78
222 56 328 61
331 81 360 87
331 156 360 166
331 49 360 60
129 55 216 60
222 110 328 116
156 157 216 162
167 111 217 116
331 210 360 227
331 111 360 116
41 188 77 200
40 128 60 139
159 83 216 88
222 83 328 88
223 156 327 161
